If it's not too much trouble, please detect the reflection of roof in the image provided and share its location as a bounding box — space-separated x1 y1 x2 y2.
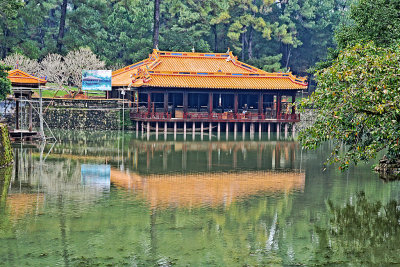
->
112 49 308 90
7 69 47 85
111 169 305 208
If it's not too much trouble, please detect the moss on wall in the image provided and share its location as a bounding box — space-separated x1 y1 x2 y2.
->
0 124 13 168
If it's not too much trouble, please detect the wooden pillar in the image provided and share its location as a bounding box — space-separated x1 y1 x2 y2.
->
174 122 177 140
292 123 296 138
292 94 296 114
234 122 237 140
193 122 196 140
208 92 213 116
28 92 33 132
141 121 144 136
184 122 187 141
147 92 151 115
277 123 280 140
147 121 150 140
136 121 139 138
268 123 271 139
250 123 255 140
234 93 238 116
201 122 204 140
164 122 167 140
226 122 229 140
15 98 19 130
197 93 201 112
183 91 188 118
258 123 262 139
258 93 263 115
209 122 212 140
276 93 281 117
242 122 246 137
217 122 221 140
164 92 168 114
285 123 288 138
156 122 159 140
172 93 176 116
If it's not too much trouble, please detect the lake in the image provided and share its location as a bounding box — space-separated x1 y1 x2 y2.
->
1 131 400 266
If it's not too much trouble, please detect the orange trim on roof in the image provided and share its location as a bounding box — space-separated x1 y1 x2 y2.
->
112 49 307 90
7 69 47 85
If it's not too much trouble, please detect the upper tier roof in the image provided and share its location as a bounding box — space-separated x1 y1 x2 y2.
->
112 49 307 90
7 69 47 86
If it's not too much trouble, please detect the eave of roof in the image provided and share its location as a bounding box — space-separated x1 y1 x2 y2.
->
112 49 308 90
7 69 47 85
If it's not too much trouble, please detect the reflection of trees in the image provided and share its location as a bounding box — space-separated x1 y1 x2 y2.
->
314 192 400 265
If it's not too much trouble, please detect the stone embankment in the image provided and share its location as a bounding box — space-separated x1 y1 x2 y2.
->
374 156 400 181
297 109 316 132
6 99 130 131
0 124 13 168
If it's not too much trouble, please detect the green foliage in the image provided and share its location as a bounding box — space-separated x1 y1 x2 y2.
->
0 124 13 168
0 0 353 74
0 64 11 100
336 0 400 49
299 43 400 169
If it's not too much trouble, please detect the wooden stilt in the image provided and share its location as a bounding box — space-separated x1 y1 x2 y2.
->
292 123 296 138
192 122 196 140
164 122 167 140
250 123 255 140
136 121 139 138
226 122 229 140
217 122 221 140
184 122 187 141
268 123 271 139
242 122 246 140
174 122 177 140
147 121 150 140
156 122 159 140
209 122 212 140
201 122 204 140
234 122 237 140
258 123 262 139
141 122 144 136
284 123 288 138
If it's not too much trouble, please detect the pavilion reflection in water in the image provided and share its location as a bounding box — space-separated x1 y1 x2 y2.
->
1 137 304 213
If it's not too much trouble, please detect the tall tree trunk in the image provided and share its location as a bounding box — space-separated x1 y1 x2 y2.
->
57 0 68 53
241 28 246 60
213 24 218 52
285 45 292 70
248 27 253 59
153 0 161 49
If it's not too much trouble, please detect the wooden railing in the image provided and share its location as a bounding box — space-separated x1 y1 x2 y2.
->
131 110 300 122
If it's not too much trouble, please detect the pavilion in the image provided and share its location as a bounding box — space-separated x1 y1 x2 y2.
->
7 69 47 139
111 49 308 136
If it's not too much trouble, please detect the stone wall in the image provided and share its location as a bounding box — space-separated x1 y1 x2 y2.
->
7 98 130 131
0 124 13 168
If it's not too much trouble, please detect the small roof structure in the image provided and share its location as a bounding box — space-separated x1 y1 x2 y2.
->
7 69 47 87
112 49 308 90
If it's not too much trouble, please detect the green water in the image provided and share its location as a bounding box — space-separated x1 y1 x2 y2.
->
1 131 400 266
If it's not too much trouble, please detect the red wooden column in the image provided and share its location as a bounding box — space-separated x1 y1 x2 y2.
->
234 93 238 116
276 93 281 118
183 91 188 118
208 92 213 117
147 92 151 116
291 94 296 114
258 93 263 116
164 92 168 115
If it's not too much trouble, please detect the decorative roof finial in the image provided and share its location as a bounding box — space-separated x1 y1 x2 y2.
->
192 46 195 53
226 47 230 53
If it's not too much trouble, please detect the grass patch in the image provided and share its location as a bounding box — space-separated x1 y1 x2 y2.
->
32 83 105 98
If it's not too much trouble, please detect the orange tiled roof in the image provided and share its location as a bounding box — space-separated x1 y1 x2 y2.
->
7 69 47 85
112 49 307 90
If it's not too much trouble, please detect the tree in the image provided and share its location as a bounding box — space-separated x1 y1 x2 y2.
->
336 0 400 49
299 43 400 169
1 53 41 74
153 0 161 49
0 64 11 100
64 47 105 88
